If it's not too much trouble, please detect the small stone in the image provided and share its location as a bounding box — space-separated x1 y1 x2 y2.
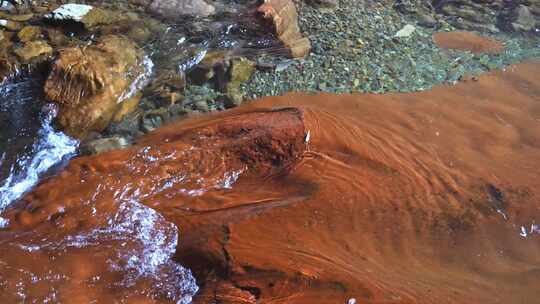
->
394 24 415 38
226 57 255 105
46 4 94 23
46 4 122 29
17 26 42 42
417 12 437 28
141 108 169 133
194 99 209 112
13 40 52 61
0 19 21 31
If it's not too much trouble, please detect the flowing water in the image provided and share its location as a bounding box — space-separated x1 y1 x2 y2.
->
0 61 539 303
1 1 540 303
0 75 77 217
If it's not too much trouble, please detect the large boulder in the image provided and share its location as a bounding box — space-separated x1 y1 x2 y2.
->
44 35 151 139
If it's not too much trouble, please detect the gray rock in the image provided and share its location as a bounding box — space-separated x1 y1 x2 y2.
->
417 12 437 27
148 0 215 18
81 136 130 155
511 5 536 32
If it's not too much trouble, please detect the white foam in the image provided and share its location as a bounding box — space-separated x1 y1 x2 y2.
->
118 56 155 103
0 105 78 210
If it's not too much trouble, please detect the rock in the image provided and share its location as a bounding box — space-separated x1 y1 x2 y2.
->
46 4 125 29
112 93 142 122
13 40 52 61
258 0 311 58
141 108 169 132
394 24 415 38
511 5 536 32
80 136 130 155
17 25 42 42
417 12 437 27
45 28 68 47
226 58 255 105
44 35 149 139
0 19 21 31
46 4 93 23
433 31 504 54
193 99 209 112
307 0 338 8
0 29 4 41
148 0 216 18
0 12 33 21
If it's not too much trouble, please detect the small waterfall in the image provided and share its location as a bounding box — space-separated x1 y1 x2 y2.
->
0 77 78 218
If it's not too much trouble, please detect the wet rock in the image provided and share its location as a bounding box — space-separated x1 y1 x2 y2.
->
227 57 255 105
46 4 126 30
13 40 52 61
44 35 148 139
147 0 216 18
113 93 142 122
80 136 130 155
0 12 33 22
45 28 68 47
258 0 311 58
17 25 42 42
0 19 21 31
46 3 93 23
141 108 169 133
510 5 536 32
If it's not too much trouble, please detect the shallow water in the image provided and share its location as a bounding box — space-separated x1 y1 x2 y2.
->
1 61 539 303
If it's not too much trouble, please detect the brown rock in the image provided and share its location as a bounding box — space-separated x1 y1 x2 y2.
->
0 12 33 22
44 36 148 138
13 40 52 61
17 25 42 42
0 19 21 31
226 57 255 105
258 0 311 58
432 31 504 54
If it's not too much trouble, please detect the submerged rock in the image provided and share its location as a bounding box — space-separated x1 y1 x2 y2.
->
258 0 311 58
44 35 150 139
0 18 21 31
146 0 216 18
227 57 255 105
13 40 52 61
46 3 127 29
80 136 130 155
17 25 42 42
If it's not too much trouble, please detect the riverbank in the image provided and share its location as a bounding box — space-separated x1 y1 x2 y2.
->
1 60 539 303
241 0 540 97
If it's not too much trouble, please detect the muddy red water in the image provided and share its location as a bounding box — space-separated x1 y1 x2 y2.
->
1 61 540 303
433 31 505 54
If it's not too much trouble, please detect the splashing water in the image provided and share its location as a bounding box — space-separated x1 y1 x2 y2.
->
0 78 78 216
